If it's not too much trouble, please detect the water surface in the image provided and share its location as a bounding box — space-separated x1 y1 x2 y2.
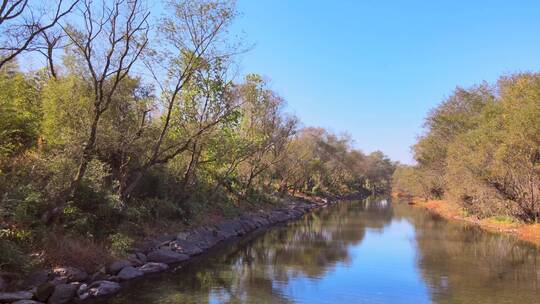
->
108 197 540 303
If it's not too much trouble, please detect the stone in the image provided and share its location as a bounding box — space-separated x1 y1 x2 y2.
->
79 281 120 299
135 252 147 263
147 248 189 264
169 239 202 256
138 262 169 274
12 300 44 304
106 260 132 275
215 221 241 238
76 284 88 297
116 266 143 281
176 231 190 240
0 277 5 291
47 284 77 304
89 271 109 282
52 267 88 283
185 227 224 250
155 234 176 245
23 270 51 289
126 254 143 267
35 282 55 302
48 277 67 286
0 291 33 302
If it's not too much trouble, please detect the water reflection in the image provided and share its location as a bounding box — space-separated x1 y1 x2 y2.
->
108 198 540 304
393 201 540 303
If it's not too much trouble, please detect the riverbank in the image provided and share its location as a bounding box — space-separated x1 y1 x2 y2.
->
394 194 540 246
0 195 339 304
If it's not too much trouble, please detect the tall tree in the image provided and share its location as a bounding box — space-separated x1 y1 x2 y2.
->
120 0 239 199
62 0 149 197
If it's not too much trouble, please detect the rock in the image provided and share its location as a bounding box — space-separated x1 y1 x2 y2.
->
79 281 120 299
147 248 189 264
23 270 51 289
0 291 33 302
52 267 88 283
0 277 5 291
47 284 77 304
185 227 224 250
138 263 169 274
106 260 132 275
176 231 190 240
169 239 202 256
89 271 109 282
116 266 143 281
215 221 241 238
135 252 147 263
155 235 176 246
48 277 67 286
35 282 55 302
12 300 44 304
76 284 88 297
126 254 143 266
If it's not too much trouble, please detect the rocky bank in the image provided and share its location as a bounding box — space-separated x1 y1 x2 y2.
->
0 197 335 304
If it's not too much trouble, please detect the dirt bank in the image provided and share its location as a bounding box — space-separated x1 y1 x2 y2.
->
392 193 540 247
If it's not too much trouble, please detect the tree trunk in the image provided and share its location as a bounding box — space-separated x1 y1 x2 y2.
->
70 109 102 197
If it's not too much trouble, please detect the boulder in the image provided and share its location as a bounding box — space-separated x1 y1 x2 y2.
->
126 254 143 267
35 282 55 302
48 277 67 286
12 300 44 304
185 227 224 250
106 260 132 275
0 291 33 302
52 267 88 283
116 266 143 281
23 270 51 289
138 263 169 274
155 235 176 246
89 271 109 282
147 248 189 264
176 231 190 240
78 281 120 300
47 284 77 304
76 284 88 297
135 252 147 263
0 277 5 291
169 239 202 256
215 221 241 238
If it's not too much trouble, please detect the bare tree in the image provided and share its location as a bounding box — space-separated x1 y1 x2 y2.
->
62 0 150 197
0 0 78 69
119 0 240 199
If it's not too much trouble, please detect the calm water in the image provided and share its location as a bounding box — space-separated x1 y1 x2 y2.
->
108 197 540 304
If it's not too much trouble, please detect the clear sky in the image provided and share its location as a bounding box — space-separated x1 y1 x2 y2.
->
230 0 540 164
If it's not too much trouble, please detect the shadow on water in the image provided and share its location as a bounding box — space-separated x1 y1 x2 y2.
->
106 197 540 304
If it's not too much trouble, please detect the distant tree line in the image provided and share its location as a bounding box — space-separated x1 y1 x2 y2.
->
393 74 540 222
0 0 394 271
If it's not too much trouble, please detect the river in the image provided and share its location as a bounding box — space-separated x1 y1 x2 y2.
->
106 197 540 304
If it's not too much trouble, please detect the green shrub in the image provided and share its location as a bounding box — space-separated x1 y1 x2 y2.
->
108 233 134 256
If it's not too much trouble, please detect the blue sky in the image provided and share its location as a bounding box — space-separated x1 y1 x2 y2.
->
230 0 540 163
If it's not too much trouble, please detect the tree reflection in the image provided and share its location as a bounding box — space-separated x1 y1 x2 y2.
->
109 198 394 303
393 201 540 304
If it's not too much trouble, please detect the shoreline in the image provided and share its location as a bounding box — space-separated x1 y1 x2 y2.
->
393 194 540 247
0 195 344 304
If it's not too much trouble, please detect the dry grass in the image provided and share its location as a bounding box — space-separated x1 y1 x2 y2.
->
517 224 540 246
42 234 112 272
412 197 540 247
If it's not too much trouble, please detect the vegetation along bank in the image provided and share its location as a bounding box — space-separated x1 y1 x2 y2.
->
392 72 540 245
